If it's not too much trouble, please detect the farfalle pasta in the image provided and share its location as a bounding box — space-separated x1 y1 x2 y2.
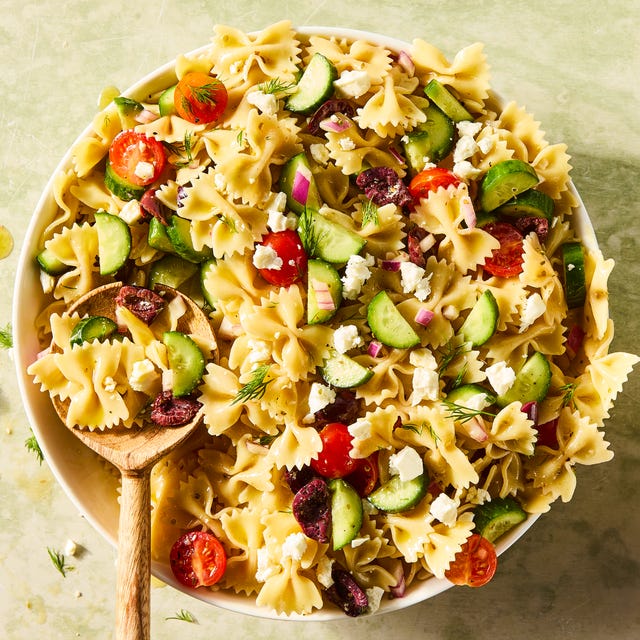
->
27 21 638 618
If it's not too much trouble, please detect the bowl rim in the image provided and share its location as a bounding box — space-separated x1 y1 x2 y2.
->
13 24 598 620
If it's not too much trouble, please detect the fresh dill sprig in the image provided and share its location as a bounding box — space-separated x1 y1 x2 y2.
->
163 131 195 167
25 431 44 465
165 609 197 623
236 129 245 147
436 340 468 377
400 422 423 435
361 198 379 227
47 547 74 577
258 78 297 96
560 382 577 408
218 214 238 233
442 400 495 424
298 207 323 257
0 322 12 349
449 362 469 391
231 365 272 405
189 82 222 107
258 434 279 446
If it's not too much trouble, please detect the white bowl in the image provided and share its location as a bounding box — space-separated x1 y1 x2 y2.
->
13 26 597 620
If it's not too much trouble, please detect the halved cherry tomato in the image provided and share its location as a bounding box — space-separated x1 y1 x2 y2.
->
256 229 308 287
345 451 379 497
174 72 228 124
409 167 461 202
108 130 166 187
311 422 359 479
482 221 524 277
445 533 497 587
170 530 227 588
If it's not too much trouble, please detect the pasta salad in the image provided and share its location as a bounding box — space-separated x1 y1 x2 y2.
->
27 21 638 617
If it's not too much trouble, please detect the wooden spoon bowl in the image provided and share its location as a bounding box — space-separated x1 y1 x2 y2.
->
52 281 216 640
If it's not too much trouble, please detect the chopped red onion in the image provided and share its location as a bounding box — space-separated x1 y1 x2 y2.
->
319 116 351 133
367 341 383 358
397 50 415 76
311 279 336 311
388 145 405 164
381 259 402 271
414 308 435 326
521 401 539 426
566 324 585 355
461 195 476 229
291 167 311 205
465 416 488 442
135 108 159 124
389 562 406 598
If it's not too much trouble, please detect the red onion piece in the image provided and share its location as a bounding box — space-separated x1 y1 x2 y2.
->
461 195 476 229
291 167 311 205
397 50 415 76
388 146 405 164
465 417 488 442
135 108 159 124
566 324 585 355
381 259 402 272
389 562 406 598
521 401 539 426
414 308 435 326
319 116 351 133
367 341 383 358
311 279 336 311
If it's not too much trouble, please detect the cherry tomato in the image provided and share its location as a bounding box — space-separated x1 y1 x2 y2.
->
345 452 379 497
311 422 359 479
482 221 525 277
169 530 227 588
108 130 166 187
445 533 497 587
256 229 308 286
409 167 461 201
174 72 228 124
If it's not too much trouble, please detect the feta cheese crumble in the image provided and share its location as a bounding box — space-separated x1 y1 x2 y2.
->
348 418 372 441
130 358 159 394
366 586 385 614
281 532 308 561
134 161 155 182
310 143 330 165
519 292 546 333
485 361 516 396
316 556 334 588
389 446 424 482
429 493 458 526
256 547 278 582
247 90 278 115
338 136 356 151
409 348 440 404
342 254 374 299
333 69 372 99
308 382 336 414
399 261 432 301
333 324 363 353
253 244 283 270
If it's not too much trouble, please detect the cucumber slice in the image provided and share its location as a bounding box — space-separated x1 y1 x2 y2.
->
200 259 217 309
149 254 198 289
104 159 145 201
299 210 366 264
36 247 70 275
496 351 551 407
494 189 555 221
446 383 496 407
322 352 373 388
158 84 177 117
367 472 428 514
424 79 473 122
401 104 455 174
328 478 363 550
69 316 118 346
458 290 499 347
285 53 338 115
147 216 175 253
307 259 343 324
367 291 420 349
162 330 206 397
473 496 527 543
166 215 213 264
278 152 322 215
95 210 132 276
478 159 539 213
561 242 586 309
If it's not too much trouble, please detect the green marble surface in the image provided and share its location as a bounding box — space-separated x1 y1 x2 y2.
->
1 0 638 638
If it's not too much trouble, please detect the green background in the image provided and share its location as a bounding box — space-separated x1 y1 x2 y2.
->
1 1 638 638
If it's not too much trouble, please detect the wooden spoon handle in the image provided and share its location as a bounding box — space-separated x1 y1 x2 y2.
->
115 469 151 640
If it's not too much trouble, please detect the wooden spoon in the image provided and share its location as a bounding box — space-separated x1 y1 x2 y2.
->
52 281 216 640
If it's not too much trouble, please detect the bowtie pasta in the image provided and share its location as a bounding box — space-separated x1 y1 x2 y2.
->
28 21 638 617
